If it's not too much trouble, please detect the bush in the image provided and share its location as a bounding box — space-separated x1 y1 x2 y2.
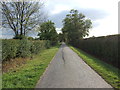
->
72 34 119 68
17 40 32 58
45 40 51 49
13 35 27 40
28 37 34 40
2 39 51 61
2 40 19 60
31 40 47 54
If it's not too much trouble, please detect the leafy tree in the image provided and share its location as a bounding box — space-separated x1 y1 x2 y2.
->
58 33 64 42
37 20 58 45
62 9 92 44
2 1 45 39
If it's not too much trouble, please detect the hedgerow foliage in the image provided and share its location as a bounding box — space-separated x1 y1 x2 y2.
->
2 39 51 61
72 34 119 68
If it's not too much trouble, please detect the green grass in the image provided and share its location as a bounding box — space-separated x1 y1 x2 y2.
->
70 46 120 89
2 46 59 88
0 72 2 90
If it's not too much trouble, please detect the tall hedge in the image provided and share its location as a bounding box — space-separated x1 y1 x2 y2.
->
2 39 51 61
17 40 32 58
2 40 19 60
72 34 119 68
31 40 47 54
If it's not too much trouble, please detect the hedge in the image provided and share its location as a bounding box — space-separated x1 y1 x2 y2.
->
2 39 51 61
72 34 119 68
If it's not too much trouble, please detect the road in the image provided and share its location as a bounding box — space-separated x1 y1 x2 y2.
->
35 43 113 88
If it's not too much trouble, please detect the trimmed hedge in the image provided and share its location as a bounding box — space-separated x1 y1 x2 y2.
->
72 34 119 68
2 39 51 61
31 40 46 54
17 40 32 58
2 40 19 60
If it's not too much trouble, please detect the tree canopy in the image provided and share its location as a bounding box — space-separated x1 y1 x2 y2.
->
2 1 45 39
62 9 92 44
37 20 58 45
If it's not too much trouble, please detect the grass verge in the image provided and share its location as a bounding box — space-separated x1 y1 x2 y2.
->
2 46 59 88
70 46 120 89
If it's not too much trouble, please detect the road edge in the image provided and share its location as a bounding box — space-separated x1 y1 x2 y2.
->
35 47 60 88
69 46 115 89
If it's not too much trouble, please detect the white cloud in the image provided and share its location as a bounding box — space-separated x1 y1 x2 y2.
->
51 5 70 15
56 28 62 34
89 14 118 37
45 0 119 37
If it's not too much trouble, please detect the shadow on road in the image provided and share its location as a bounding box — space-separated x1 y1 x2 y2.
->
60 42 66 64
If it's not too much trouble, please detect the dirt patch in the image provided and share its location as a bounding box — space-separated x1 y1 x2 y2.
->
2 57 31 73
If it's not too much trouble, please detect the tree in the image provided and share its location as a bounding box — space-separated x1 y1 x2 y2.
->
62 9 92 44
2 1 45 39
37 20 58 45
58 33 64 42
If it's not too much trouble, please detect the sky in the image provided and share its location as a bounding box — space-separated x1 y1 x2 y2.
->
44 0 119 37
1 0 119 38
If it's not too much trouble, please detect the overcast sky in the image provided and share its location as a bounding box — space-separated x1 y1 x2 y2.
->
44 0 119 37
1 0 119 38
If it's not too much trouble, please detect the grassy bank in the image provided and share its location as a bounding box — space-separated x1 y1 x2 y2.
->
2 46 59 88
70 46 120 89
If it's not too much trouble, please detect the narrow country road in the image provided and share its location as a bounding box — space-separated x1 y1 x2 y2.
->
35 43 113 88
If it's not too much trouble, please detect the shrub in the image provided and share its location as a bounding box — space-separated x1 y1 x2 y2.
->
17 40 32 58
2 40 19 60
28 37 34 40
13 35 27 40
72 34 119 68
2 39 51 61
31 40 46 54
45 40 51 49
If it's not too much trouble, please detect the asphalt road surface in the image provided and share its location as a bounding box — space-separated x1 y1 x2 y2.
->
36 43 113 88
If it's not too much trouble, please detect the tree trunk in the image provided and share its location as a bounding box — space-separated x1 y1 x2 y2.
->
24 29 25 36
20 23 23 35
